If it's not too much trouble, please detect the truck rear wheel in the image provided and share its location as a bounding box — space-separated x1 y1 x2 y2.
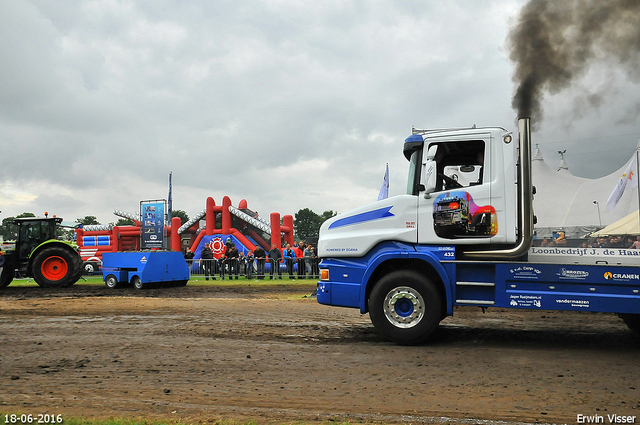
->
619 314 640 334
369 270 442 345
31 246 83 288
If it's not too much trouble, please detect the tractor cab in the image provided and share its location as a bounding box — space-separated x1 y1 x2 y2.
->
15 216 62 261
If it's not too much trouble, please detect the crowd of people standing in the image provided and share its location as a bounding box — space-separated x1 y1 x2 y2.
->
533 233 640 249
190 238 319 280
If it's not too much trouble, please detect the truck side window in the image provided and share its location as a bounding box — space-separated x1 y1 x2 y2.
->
430 140 485 192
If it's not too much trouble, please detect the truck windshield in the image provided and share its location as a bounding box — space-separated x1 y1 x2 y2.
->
406 149 422 195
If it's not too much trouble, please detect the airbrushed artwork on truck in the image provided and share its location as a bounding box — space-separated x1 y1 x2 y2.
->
432 191 497 239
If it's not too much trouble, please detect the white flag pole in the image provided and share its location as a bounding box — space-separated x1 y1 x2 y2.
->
636 148 640 229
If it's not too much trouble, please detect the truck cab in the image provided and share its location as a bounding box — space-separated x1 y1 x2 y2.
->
407 126 517 246
317 126 519 260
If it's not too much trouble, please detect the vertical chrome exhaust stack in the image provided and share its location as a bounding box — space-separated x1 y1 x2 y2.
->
462 117 533 259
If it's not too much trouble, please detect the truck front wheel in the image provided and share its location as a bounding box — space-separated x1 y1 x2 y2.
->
369 270 442 345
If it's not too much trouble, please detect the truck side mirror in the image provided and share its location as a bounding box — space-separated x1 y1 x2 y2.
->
422 145 438 195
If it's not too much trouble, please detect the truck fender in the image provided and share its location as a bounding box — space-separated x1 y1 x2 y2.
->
359 243 453 315
408 251 454 316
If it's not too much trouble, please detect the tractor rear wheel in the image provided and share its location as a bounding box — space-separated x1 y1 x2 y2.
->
31 246 83 288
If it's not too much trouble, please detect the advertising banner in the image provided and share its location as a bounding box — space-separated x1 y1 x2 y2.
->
141 200 166 249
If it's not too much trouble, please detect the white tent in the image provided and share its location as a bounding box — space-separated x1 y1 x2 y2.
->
532 140 640 239
589 210 640 237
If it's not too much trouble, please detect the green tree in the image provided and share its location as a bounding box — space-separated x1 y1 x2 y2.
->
170 209 189 226
293 208 336 242
58 227 76 241
0 212 35 241
115 218 135 226
76 216 100 226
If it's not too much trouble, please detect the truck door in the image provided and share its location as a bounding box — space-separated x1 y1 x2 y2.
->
417 135 496 245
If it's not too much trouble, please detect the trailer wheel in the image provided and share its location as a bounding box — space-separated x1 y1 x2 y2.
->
132 276 145 290
619 314 640 334
369 270 442 345
32 246 83 288
104 274 119 289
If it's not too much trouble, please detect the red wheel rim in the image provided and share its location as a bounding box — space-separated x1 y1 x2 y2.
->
41 256 69 281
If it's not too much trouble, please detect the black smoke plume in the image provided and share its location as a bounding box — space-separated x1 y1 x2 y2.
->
508 0 640 124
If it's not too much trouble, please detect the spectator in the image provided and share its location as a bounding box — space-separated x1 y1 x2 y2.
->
629 236 640 249
311 244 320 278
254 245 266 279
200 243 216 281
227 243 240 280
283 243 296 279
238 251 245 275
219 249 227 280
245 250 254 278
304 243 314 278
295 241 306 279
268 243 282 280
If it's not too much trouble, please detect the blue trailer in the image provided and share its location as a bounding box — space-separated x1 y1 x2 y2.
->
101 251 189 289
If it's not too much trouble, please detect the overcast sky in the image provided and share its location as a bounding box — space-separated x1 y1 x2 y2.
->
1 0 639 226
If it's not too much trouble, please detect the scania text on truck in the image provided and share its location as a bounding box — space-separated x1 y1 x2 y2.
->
316 117 640 344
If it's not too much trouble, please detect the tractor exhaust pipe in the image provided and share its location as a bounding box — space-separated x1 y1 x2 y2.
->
462 117 533 259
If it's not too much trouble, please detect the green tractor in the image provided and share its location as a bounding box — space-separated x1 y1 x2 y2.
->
0 216 83 288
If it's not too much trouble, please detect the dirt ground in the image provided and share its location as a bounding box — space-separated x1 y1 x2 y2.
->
1 282 639 425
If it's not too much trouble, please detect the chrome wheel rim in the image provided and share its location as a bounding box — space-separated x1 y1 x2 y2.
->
383 286 425 328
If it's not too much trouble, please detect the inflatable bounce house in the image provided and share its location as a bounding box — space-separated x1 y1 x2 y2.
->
175 196 294 261
74 196 293 268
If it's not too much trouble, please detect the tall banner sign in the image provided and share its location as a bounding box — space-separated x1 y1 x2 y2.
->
141 200 166 249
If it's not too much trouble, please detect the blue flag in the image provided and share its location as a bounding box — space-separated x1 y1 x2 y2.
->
377 163 389 201
168 172 173 221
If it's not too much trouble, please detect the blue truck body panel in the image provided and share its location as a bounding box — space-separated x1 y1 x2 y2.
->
318 243 640 316
102 251 189 284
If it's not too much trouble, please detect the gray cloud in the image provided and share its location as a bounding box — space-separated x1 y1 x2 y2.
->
1 0 639 226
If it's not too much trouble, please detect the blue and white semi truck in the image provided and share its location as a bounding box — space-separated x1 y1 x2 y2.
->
316 117 640 344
